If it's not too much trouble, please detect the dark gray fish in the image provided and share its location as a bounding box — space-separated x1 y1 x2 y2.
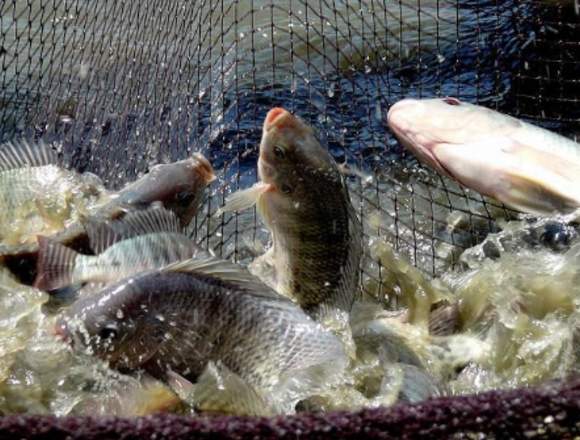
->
219 108 362 317
110 153 215 227
56 258 346 413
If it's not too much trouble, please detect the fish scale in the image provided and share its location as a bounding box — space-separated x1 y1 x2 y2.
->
34 209 205 291
220 109 363 317
81 233 199 283
59 260 347 415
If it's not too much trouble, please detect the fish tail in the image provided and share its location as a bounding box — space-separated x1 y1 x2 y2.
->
34 236 79 291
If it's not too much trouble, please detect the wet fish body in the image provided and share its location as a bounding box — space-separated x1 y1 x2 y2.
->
220 108 362 316
58 258 347 413
109 153 215 227
35 208 205 291
387 98 580 215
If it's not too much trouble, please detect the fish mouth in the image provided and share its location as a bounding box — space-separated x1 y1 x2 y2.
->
191 153 216 184
387 104 453 179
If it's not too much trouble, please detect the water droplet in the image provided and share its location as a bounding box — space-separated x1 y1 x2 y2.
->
327 82 336 98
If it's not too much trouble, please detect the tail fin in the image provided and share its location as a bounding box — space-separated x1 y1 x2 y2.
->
34 236 79 291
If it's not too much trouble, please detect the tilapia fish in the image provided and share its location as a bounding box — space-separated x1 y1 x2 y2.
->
107 153 215 227
387 97 580 216
0 152 215 284
56 258 347 415
0 139 105 246
219 108 362 316
34 208 207 291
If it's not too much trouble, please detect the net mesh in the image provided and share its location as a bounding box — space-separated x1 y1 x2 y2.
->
0 0 579 288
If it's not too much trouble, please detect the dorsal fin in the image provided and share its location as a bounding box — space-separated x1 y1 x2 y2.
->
84 208 183 254
113 208 182 237
162 257 283 299
0 139 58 172
83 220 124 254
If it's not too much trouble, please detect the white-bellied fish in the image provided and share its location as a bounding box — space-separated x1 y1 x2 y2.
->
387 97 580 216
34 208 207 291
56 257 347 415
218 108 362 318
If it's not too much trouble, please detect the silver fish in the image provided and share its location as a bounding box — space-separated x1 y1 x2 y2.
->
34 208 206 291
0 152 215 284
109 153 215 227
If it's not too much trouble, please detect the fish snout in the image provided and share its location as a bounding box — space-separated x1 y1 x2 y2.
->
386 99 420 133
264 107 296 131
192 153 217 184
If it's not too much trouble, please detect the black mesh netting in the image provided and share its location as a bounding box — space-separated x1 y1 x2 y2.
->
1 0 580 436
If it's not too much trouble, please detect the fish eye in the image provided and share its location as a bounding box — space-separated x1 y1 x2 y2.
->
273 146 286 159
443 97 461 106
98 324 119 341
280 183 293 194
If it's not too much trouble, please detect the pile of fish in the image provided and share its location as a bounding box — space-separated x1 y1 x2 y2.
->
1 101 580 417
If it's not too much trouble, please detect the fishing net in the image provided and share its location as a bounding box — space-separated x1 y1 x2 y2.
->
1 0 580 433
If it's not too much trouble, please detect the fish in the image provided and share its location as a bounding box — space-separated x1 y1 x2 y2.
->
34 208 207 291
107 153 215 227
387 97 580 216
56 257 347 415
0 139 106 246
0 152 215 285
218 108 362 317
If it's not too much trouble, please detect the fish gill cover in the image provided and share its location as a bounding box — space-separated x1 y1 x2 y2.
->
0 0 580 436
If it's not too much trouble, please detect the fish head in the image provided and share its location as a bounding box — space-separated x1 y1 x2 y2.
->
160 153 216 225
258 107 341 216
56 280 164 370
387 97 521 178
118 154 215 226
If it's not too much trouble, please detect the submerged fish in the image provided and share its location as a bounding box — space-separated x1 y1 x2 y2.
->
34 208 206 291
387 97 580 215
219 108 362 316
0 139 105 246
57 258 347 415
